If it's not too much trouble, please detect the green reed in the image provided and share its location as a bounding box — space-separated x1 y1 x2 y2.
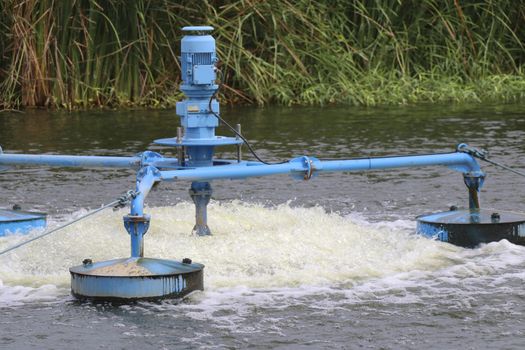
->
0 0 524 109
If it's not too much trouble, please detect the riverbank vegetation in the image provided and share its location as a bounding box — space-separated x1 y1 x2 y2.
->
1 0 524 109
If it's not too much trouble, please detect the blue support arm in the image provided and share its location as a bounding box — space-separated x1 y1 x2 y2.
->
159 151 482 182
0 154 141 168
125 166 161 257
0 152 182 170
130 166 159 216
321 152 481 174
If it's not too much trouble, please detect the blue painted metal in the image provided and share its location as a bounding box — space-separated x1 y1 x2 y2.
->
0 152 190 170
154 25 238 236
0 154 142 168
70 257 204 301
159 153 483 182
124 215 150 258
417 208 525 247
418 221 449 242
182 26 214 32
0 209 46 236
154 136 243 147
125 165 160 257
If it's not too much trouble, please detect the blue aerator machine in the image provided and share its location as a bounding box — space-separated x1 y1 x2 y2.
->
1 26 523 301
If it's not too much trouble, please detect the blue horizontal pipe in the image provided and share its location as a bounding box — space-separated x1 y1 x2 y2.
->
321 152 481 173
0 154 141 168
0 152 481 181
160 152 481 182
0 153 186 169
161 162 292 181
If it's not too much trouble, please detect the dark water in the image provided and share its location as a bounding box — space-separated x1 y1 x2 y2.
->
0 104 524 349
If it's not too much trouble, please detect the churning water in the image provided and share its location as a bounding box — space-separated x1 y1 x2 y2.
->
1 104 524 349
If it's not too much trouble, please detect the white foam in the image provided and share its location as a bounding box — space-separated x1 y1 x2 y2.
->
0 201 523 307
0 279 63 306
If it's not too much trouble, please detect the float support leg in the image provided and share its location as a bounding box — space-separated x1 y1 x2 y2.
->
463 172 485 210
189 181 212 236
124 166 158 257
463 172 485 224
124 214 150 258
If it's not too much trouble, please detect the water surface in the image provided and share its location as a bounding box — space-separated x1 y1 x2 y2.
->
1 104 524 349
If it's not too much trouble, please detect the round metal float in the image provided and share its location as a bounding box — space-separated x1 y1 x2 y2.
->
0 208 46 236
70 257 204 301
417 208 525 248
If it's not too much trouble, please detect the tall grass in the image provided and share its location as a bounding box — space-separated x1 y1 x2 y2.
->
0 0 524 109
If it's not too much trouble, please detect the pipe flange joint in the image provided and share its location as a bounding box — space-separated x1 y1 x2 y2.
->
137 165 161 181
303 156 314 180
289 156 321 181
457 143 488 160
139 151 163 168
123 214 151 236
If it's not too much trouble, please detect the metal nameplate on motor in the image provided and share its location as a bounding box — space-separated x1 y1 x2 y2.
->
187 105 200 112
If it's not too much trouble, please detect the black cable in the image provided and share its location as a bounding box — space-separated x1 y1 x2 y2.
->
208 78 287 165
479 158 525 178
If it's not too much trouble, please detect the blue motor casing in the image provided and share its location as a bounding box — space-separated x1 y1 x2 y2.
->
154 26 242 166
177 26 219 143
180 27 217 89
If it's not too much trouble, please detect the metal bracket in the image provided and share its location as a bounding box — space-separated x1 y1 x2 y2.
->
140 151 163 168
457 143 488 160
136 165 161 182
289 156 321 181
123 214 151 237
113 190 139 209
463 173 485 188
463 172 485 210
303 156 314 180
